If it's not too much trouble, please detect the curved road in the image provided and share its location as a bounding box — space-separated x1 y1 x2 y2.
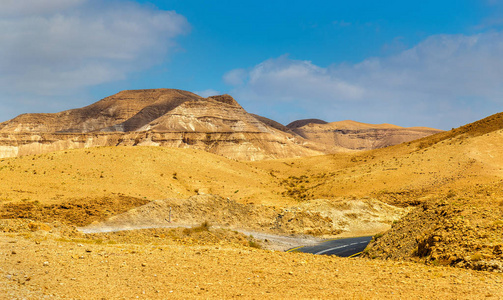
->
286 236 373 257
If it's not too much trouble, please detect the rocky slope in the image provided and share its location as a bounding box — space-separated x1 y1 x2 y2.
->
0 89 325 160
364 197 503 272
77 194 406 237
359 113 503 272
287 119 443 150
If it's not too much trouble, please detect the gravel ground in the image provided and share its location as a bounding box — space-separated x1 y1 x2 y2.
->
2 232 503 299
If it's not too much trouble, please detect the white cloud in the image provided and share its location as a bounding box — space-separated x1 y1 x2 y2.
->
223 68 247 86
245 55 364 101
0 0 85 16
0 0 189 99
226 32 503 129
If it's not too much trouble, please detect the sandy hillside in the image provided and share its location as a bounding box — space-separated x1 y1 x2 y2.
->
250 113 503 204
251 112 503 271
0 146 406 238
0 146 285 206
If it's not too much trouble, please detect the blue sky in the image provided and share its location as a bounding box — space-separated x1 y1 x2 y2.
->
1 0 502 129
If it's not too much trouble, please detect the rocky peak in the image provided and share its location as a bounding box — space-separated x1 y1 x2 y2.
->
206 94 240 107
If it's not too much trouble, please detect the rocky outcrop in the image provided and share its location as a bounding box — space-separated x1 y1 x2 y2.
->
363 199 503 273
288 120 443 151
0 131 326 161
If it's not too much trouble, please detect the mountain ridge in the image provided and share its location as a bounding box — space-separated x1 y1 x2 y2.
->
0 88 442 159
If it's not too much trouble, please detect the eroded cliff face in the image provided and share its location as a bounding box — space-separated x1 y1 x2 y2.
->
288 120 443 151
0 90 324 160
0 132 324 161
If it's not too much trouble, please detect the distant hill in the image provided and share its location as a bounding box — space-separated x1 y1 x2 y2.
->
250 114 295 134
287 119 442 150
287 118 328 129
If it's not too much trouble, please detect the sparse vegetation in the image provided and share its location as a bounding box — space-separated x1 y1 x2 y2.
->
248 239 261 249
280 175 315 201
191 221 211 233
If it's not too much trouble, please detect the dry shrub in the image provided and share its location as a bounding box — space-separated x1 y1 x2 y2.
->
183 221 211 235
248 240 261 249
470 252 484 262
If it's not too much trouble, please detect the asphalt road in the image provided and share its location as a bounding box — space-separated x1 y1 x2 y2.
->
286 236 373 257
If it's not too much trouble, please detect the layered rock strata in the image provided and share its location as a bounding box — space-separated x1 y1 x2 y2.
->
288 119 443 151
0 89 323 160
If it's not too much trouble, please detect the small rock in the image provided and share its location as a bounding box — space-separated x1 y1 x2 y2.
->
11 250 16 255
141 263 147 267
43 261 49 267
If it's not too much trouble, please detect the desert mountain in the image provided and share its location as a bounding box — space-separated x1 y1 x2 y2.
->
0 89 444 160
0 89 201 133
287 119 443 150
0 89 327 160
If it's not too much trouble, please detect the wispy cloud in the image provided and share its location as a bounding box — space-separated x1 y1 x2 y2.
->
225 32 503 129
0 0 85 16
223 68 248 86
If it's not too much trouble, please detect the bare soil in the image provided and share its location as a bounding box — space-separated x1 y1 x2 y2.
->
2 220 503 299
